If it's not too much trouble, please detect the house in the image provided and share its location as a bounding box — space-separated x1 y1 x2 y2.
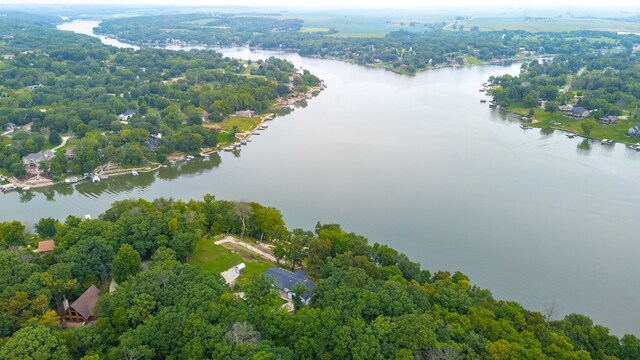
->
22 150 54 166
599 116 619 125
570 107 590 118
627 124 640 137
118 110 137 121
264 268 314 305
235 110 256 118
62 285 100 325
559 104 574 112
4 122 16 132
26 84 43 91
37 240 55 254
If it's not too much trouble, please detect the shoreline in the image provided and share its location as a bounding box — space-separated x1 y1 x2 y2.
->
3 82 325 193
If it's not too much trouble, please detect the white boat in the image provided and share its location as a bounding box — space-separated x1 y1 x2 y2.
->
131 170 139 176
186 155 195 160
92 176 100 183
601 139 614 145
1 184 17 193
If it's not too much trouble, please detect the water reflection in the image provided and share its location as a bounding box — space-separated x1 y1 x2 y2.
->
577 138 592 153
540 127 555 136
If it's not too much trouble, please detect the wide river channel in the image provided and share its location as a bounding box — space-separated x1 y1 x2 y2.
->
2 20 640 335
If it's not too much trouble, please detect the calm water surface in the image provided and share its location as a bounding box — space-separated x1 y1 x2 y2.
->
2 20 640 335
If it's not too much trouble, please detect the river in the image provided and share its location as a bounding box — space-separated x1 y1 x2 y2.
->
3 20 640 335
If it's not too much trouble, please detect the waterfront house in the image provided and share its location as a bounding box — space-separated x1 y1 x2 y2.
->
62 285 99 325
4 122 16 132
37 240 55 255
264 268 314 305
559 104 574 112
235 110 256 118
599 116 619 125
22 150 54 166
570 107 590 118
627 124 640 137
118 110 137 121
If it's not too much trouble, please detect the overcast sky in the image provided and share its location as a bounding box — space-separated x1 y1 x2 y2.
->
6 0 640 9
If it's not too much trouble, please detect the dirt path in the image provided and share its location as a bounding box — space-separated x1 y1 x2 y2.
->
214 236 277 262
52 136 71 152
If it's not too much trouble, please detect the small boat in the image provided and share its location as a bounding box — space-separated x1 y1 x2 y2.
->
65 176 79 184
566 133 577 138
186 155 195 161
480 99 487 103
240 139 248 145
479 89 486 92
131 170 139 176
202 154 210 160
489 103 497 109
92 176 101 183
519 124 532 130
1 184 17 193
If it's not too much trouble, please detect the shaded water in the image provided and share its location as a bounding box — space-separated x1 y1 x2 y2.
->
3 20 640 335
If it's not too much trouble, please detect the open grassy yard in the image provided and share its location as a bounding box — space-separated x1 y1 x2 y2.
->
218 116 262 133
191 238 244 274
190 237 276 287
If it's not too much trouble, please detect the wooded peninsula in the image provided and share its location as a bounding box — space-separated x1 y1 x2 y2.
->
0 14 321 188
1 195 639 359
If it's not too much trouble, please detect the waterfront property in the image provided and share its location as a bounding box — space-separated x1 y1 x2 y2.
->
264 268 314 305
22 150 54 166
235 110 256 118
627 124 640 137
599 116 619 125
62 285 100 325
569 107 590 118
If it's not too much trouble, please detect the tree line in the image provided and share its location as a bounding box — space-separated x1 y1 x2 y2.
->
0 195 639 359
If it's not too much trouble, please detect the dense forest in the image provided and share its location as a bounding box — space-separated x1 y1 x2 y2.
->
0 195 639 359
0 15 319 179
96 13 638 74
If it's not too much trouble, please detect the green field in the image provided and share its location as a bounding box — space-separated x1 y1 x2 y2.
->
469 17 640 32
218 116 262 133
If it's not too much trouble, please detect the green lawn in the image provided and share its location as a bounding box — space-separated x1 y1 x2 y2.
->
190 237 276 288
218 116 262 133
191 238 244 274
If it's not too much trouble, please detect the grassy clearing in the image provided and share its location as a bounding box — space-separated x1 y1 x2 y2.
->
191 237 276 288
300 27 331 33
328 33 385 38
218 116 262 133
191 238 243 274
464 56 485 65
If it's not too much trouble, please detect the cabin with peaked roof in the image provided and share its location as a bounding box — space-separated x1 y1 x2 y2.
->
264 268 314 305
37 240 55 255
62 285 100 325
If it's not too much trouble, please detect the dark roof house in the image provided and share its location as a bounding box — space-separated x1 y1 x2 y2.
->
570 107 590 118
63 285 100 324
628 124 640 137
265 268 314 304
